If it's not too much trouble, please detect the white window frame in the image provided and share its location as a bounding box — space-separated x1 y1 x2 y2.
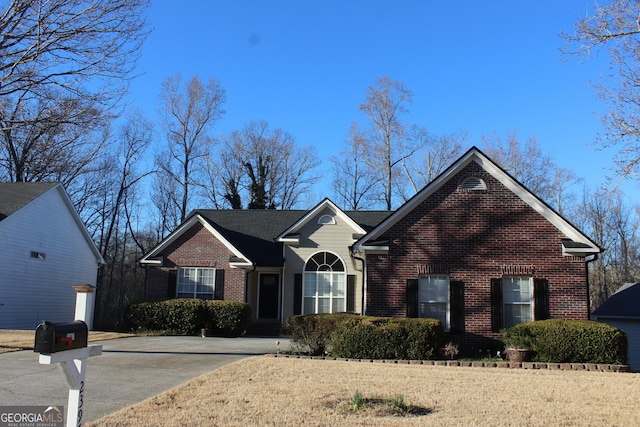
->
418 275 450 330
302 252 346 314
177 267 215 299
502 276 533 328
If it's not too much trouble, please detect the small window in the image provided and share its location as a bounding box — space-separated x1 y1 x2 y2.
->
502 276 533 328
318 214 335 225
418 275 449 329
177 267 215 299
461 177 486 191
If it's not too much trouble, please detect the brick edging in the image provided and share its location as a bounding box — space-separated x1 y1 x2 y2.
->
266 354 631 372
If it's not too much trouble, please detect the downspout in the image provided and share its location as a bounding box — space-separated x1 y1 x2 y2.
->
585 252 599 320
350 247 367 315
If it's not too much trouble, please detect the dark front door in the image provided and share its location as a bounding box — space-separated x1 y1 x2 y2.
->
258 273 279 319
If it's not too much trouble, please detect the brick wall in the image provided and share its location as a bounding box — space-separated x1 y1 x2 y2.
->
365 162 589 353
145 222 246 302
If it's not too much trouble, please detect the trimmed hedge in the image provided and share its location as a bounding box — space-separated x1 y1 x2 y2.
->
331 317 444 360
502 319 627 364
286 313 444 359
286 313 359 355
126 299 252 337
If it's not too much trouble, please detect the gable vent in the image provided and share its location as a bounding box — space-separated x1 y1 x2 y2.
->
461 177 487 191
318 214 336 225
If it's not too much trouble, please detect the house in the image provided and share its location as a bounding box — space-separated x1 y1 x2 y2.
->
592 283 640 371
140 147 600 351
0 183 104 330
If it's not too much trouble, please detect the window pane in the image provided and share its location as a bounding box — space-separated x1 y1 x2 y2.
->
303 297 315 314
332 297 345 313
420 302 447 325
317 297 330 313
504 304 532 328
503 277 531 304
178 268 197 295
333 273 345 297
317 273 331 296
197 269 214 294
303 273 316 297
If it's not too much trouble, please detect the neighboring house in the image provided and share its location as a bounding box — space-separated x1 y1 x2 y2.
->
0 183 104 330
592 283 640 372
140 147 600 351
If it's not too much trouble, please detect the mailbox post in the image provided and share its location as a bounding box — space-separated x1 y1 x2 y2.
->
35 285 101 427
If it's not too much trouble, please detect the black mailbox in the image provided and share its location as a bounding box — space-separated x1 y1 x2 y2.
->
34 320 88 354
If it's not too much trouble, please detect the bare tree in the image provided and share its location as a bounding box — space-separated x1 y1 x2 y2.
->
0 0 150 187
358 76 424 209
331 122 381 210
217 120 320 209
571 187 640 311
92 111 154 328
562 0 640 181
402 128 467 195
156 73 226 224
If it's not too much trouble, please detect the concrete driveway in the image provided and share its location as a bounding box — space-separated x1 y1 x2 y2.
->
0 335 289 423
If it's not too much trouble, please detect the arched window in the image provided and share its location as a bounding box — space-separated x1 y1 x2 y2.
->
303 252 346 314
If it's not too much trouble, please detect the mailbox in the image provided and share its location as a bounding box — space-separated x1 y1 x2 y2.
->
34 320 88 354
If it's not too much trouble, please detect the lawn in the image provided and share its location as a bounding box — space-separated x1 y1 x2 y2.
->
86 356 640 427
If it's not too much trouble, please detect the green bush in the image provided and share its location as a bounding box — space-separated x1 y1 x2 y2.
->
126 299 252 337
286 313 361 355
502 319 627 364
331 317 444 360
203 300 252 337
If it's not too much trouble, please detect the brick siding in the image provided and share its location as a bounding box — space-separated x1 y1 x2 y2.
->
145 222 245 301
365 162 589 354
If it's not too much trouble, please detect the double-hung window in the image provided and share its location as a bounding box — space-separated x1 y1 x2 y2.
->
418 275 449 329
502 276 533 328
303 252 346 314
177 267 215 299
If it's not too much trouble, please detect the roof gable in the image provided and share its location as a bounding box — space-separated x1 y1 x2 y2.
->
276 199 369 242
353 146 600 255
0 182 104 264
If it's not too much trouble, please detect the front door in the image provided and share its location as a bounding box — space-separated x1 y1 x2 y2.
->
258 273 279 319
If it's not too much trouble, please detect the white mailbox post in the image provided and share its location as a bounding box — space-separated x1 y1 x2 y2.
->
37 284 102 427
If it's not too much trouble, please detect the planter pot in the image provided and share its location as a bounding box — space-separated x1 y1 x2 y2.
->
201 328 210 338
505 348 534 363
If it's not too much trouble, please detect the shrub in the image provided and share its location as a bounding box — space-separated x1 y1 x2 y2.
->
203 300 252 337
286 313 362 355
126 299 252 337
502 319 627 364
331 317 444 360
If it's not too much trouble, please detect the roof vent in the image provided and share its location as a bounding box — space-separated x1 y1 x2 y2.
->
318 214 335 225
461 177 487 191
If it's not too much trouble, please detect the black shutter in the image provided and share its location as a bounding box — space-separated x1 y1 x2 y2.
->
534 278 550 320
294 274 302 315
491 278 503 332
167 270 177 298
406 279 419 318
347 275 356 313
449 281 465 334
214 269 225 300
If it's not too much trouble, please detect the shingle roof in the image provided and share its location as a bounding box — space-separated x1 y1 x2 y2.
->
193 209 391 266
592 282 640 319
0 182 58 221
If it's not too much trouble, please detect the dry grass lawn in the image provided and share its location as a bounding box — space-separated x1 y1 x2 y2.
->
87 356 640 427
0 329 133 353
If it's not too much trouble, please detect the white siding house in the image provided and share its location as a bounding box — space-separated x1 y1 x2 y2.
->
0 183 103 330
592 282 640 372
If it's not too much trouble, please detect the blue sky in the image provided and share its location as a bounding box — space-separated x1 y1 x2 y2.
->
126 1 637 204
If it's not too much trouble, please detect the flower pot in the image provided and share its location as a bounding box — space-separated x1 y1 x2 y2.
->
201 328 210 338
505 348 533 362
